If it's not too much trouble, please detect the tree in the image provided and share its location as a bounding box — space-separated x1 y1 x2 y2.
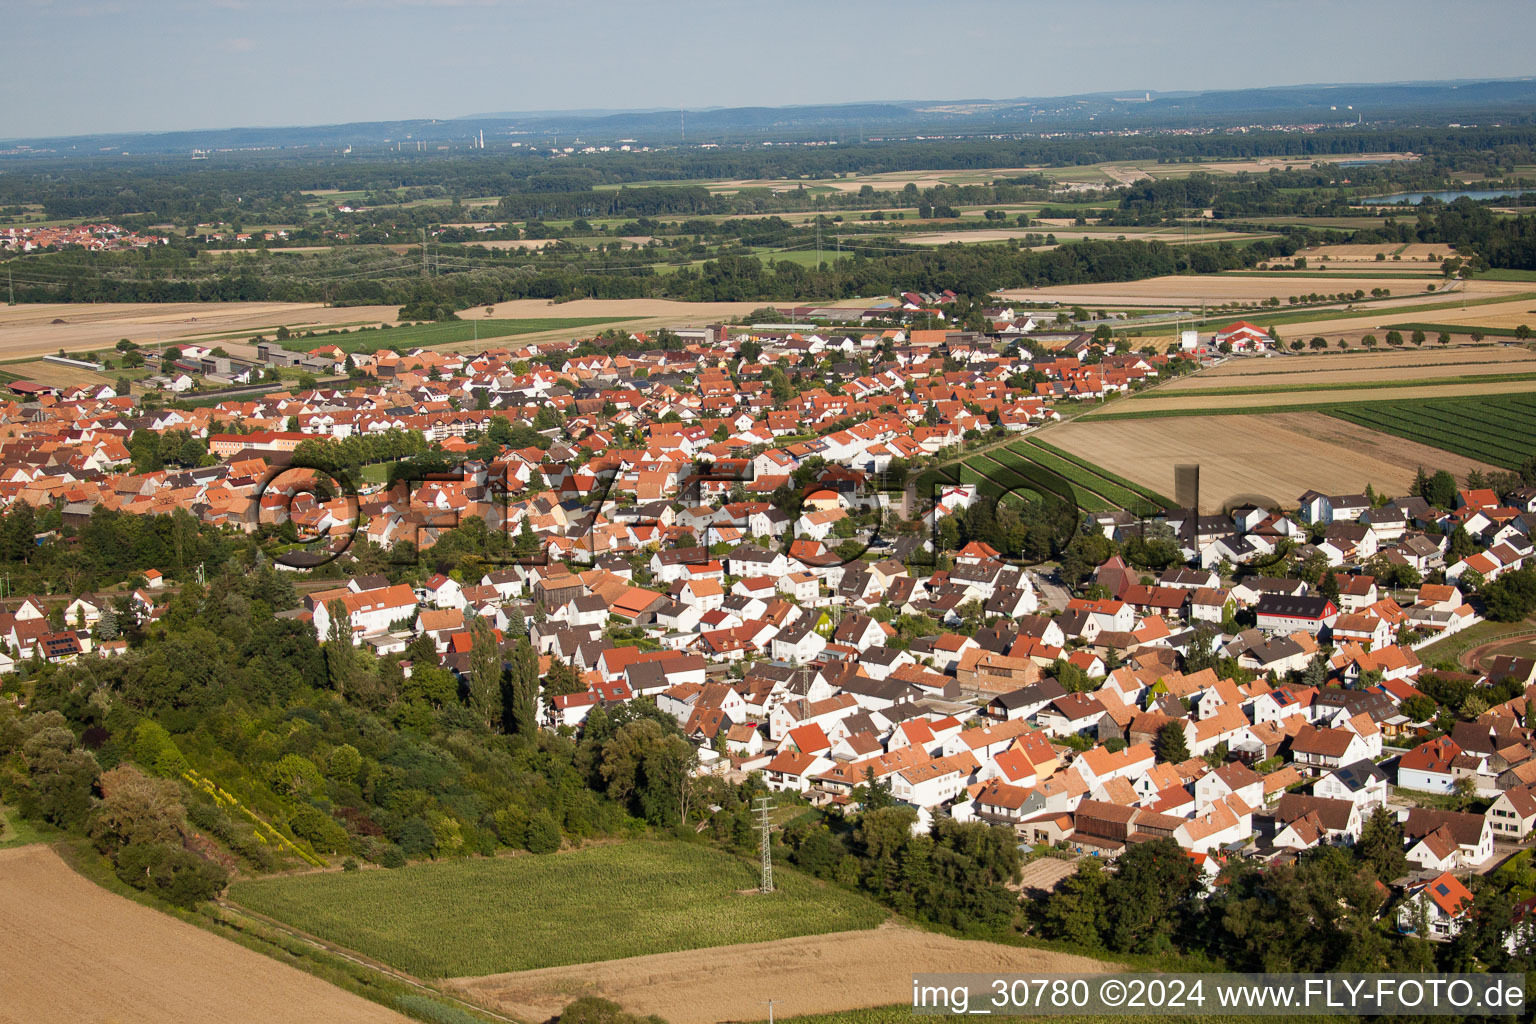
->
1355 806 1408 881
506 637 539 738
467 616 503 731
543 656 584 696
599 718 698 826
323 599 357 696
1042 858 1110 947
89 764 186 851
97 604 120 641
1402 694 1438 723
327 743 362 784
1155 721 1190 764
268 753 323 797
1319 570 1340 602
1101 838 1200 954
1426 470 1459 509
853 766 894 810
1446 525 1477 563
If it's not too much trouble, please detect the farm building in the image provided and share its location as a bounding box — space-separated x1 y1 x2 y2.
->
1212 321 1273 352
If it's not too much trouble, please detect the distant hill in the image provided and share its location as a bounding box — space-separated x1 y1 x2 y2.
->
6 77 1536 155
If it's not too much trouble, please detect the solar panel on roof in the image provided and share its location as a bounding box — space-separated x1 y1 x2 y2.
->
1435 883 1450 896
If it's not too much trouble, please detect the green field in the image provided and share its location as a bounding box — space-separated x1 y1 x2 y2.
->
280 317 630 354
227 841 887 978
1326 393 1536 470
1019 439 1174 509
1383 321 1533 339
931 438 1171 516
0 804 52 849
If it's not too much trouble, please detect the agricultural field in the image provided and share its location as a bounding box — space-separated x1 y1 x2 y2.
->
1040 411 1500 511
1000 275 1530 312
982 439 1172 512
0 844 412 1024
227 840 888 979
0 301 404 358
1327 393 1536 471
283 316 630 354
446 919 1116 1024
901 226 1274 247
1183 347 1536 381
0 358 122 389
1154 361 1536 396
1088 377 1536 417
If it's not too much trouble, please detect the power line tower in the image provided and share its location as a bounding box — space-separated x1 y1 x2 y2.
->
754 795 774 893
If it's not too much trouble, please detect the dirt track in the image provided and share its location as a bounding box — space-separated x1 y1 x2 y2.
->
447 919 1116 1024
0 844 411 1024
1458 630 1536 672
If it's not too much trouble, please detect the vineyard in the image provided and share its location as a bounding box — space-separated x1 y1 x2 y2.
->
227 840 887 978
1326 393 1536 470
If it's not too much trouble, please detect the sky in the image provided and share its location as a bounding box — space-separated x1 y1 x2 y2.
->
8 0 1536 139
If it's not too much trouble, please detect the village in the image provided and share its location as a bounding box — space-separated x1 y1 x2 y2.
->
0 292 1531 950
0 223 170 254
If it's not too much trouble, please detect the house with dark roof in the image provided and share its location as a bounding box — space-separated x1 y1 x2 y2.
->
1255 593 1338 635
1403 807 1493 869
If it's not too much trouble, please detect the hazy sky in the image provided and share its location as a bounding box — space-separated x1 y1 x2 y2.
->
8 0 1536 139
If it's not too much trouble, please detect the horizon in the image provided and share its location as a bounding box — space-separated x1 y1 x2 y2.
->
7 73 1536 146
10 0 1536 139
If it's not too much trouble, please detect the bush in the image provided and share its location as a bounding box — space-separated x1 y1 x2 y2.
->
557 997 667 1024
393 994 485 1024
113 841 228 908
130 719 188 777
492 805 528 847
524 809 562 854
288 803 350 854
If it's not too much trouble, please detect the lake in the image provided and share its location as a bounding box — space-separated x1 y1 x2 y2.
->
1362 189 1523 205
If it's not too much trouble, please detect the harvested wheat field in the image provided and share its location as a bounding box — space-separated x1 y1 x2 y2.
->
0 844 411 1024
1157 349 1536 392
998 275 1462 307
446 919 1116 1024
468 297 869 321
0 360 117 388
432 297 875 354
1117 377 1536 414
1300 243 1452 262
0 302 402 357
1044 413 1500 509
1193 347 1535 378
904 227 1269 247
1257 291 1536 337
